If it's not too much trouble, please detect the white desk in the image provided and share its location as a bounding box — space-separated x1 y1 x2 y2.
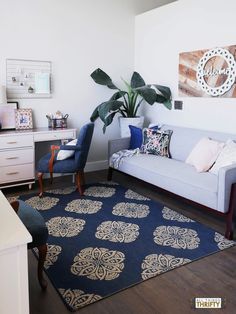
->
0 190 32 314
0 127 76 188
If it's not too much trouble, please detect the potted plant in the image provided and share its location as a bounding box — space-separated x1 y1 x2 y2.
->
90 68 172 135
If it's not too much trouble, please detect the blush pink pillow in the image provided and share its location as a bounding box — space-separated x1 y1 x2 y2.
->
186 137 224 172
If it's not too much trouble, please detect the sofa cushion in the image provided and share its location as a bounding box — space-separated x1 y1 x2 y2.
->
210 139 236 175
129 125 160 150
117 154 218 210
57 139 77 160
186 137 224 172
129 125 143 149
141 128 172 157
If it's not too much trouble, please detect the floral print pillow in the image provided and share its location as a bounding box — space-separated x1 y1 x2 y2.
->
141 128 173 157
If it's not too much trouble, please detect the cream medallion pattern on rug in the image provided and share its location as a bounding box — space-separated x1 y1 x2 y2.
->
112 202 150 218
141 253 191 280
162 206 194 223
99 181 119 186
71 247 125 280
153 226 200 249
65 199 103 214
125 189 150 201
214 232 235 250
46 187 76 195
35 244 62 269
25 196 59 210
44 244 62 269
95 221 139 243
59 288 102 310
47 217 85 237
84 186 116 198
34 244 62 269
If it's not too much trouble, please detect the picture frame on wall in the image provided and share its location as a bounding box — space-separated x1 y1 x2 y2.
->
15 108 33 130
0 101 19 130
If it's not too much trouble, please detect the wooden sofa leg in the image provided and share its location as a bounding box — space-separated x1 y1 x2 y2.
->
225 183 236 240
107 167 113 181
76 171 85 195
37 244 47 290
37 172 44 197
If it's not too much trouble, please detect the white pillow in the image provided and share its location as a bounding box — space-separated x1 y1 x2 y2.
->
56 139 77 161
210 139 236 175
186 137 224 172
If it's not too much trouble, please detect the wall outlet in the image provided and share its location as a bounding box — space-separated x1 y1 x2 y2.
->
174 100 183 110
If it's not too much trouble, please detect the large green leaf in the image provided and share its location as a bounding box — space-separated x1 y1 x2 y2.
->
152 84 171 100
156 94 167 103
98 100 123 123
135 86 157 105
90 105 100 122
110 91 127 101
91 68 117 89
131 72 145 88
155 95 172 109
163 99 172 110
102 112 117 133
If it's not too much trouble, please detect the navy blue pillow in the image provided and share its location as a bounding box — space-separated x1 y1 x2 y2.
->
129 125 160 149
129 125 143 149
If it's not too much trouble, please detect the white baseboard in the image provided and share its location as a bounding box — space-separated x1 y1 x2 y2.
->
85 160 108 172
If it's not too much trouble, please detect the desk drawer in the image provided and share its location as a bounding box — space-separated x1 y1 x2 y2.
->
0 164 34 184
0 134 33 149
33 130 76 142
0 149 34 167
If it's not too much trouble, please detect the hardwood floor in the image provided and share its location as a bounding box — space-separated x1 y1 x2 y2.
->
4 170 236 314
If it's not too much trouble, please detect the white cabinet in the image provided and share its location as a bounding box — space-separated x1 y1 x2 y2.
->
0 191 32 314
0 133 34 187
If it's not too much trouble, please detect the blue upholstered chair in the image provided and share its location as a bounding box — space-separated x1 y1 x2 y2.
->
37 123 94 197
11 200 48 290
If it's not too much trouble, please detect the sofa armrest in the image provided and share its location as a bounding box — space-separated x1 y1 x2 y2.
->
108 137 130 160
217 164 236 213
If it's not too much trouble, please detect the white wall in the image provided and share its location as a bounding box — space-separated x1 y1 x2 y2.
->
135 0 236 134
0 0 174 169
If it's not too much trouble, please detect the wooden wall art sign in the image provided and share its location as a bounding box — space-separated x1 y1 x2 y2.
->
179 45 236 97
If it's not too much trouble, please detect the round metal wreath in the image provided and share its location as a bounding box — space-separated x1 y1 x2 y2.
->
196 47 236 97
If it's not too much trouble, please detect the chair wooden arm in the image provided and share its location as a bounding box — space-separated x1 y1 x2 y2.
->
49 145 60 173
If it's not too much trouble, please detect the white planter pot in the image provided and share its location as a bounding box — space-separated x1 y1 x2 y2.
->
119 116 144 137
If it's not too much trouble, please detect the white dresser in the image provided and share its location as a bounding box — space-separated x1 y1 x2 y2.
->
0 128 76 188
0 191 32 314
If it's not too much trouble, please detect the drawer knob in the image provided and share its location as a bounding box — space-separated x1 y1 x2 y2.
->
6 157 18 160
6 172 19 175
7 141 17 144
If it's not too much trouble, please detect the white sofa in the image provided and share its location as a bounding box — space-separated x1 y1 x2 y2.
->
108 124 236 239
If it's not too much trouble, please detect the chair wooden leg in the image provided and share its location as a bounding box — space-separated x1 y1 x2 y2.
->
37 244 47 290
107 167 113 181
76 171 85 195
50 172 53 184
37 172 44 197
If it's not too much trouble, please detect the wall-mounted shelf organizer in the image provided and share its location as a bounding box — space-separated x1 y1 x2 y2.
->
6 59 52 99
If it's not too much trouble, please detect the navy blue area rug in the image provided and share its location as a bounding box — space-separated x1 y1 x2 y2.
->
19 182 234 311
